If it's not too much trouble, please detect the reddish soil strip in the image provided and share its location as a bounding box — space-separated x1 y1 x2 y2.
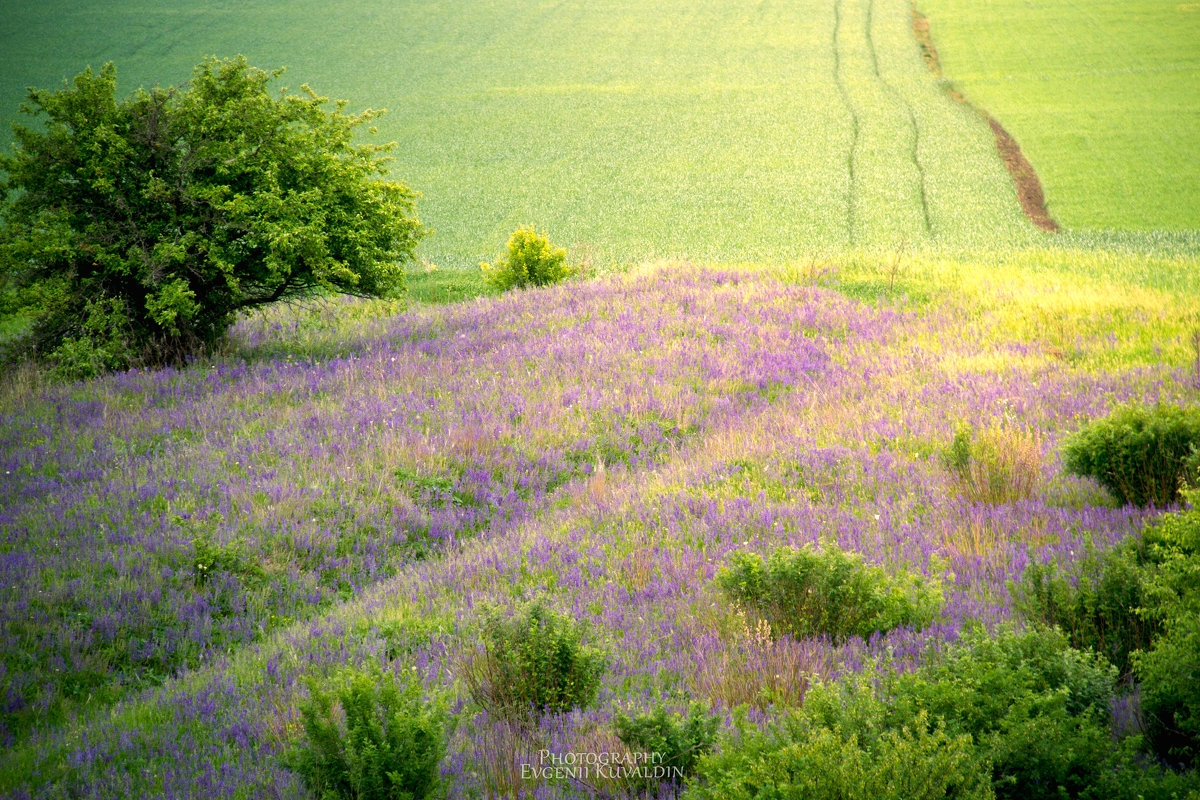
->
911 7 1060 232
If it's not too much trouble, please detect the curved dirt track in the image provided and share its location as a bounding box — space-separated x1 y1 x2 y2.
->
912 8 1060 232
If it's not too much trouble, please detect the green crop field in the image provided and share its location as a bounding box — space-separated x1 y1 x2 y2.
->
0 0 1037 267
916 0 1200 231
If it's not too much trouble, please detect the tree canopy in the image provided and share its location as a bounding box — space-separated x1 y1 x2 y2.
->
0 56 425 376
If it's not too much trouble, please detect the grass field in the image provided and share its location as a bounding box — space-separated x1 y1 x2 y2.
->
0 0 1035 267
917 0 1200 231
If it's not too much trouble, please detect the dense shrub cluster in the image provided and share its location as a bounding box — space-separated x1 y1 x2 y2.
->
685 679 990 800
480 226 571 291
895 626 1118 800
1062 404 1200 507
688 626 1200 800
462 600 606 723
1016 541 1159 677
1136 491 1200 768
285 668 446 800
613 702 721 794
717 544 941 642
1016 489 1200 770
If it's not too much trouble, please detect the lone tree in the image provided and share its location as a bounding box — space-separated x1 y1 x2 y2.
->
0 56 425 376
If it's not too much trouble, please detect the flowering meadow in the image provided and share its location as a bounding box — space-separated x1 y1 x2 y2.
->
1 247 1198 797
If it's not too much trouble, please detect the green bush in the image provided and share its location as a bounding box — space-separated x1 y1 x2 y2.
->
1015 543 1160 677
285 667 446 800
685 680 992 800
687 625 1199 800
462 600 606 723
1062 405 1200 507
1141 488 1200 620
0 56 423 374
716 544 941 642
480 226 570 291
1135 491 1200 768
1136 614 1200 770
896 625 1119 800
613 702 720 792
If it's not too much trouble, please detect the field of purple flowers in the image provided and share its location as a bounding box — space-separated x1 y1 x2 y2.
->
1 253 1199 797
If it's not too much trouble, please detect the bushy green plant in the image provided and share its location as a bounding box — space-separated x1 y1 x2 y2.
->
480 226 570 291
896 625 1118 800
0 56 423 374
1135 490 1200 768
285 667 446 800
689 626 1199 800
716 544 941 642
1141 488 1200 617
1015 543 1160 677
462 600 606 723
685 680 992 800
613 702 720 792
1136 614 1200 770
940 423 1043 504
1062 405 1200 507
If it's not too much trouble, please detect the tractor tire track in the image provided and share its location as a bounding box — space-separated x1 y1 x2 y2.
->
832 0 860 244
865 0 932 236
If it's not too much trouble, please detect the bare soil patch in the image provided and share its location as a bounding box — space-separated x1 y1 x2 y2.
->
912 6 1060 232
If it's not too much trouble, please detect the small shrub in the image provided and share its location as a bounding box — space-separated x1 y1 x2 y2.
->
1062 404 1200 507
940 423 1043 504
480 226 571 291
284 667 446 800
1015 542 1160 677
685 680 992 800
613 702 720 793
190 533 265 588
716 544 941 643
462 600 606 723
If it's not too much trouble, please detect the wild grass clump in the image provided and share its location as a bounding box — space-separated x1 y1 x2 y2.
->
284 667 447 800
690 611 830 710
461 600 606 724
940 423 1043 504
716 544 940 643
1062 404 1200 507
480 227 571 291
